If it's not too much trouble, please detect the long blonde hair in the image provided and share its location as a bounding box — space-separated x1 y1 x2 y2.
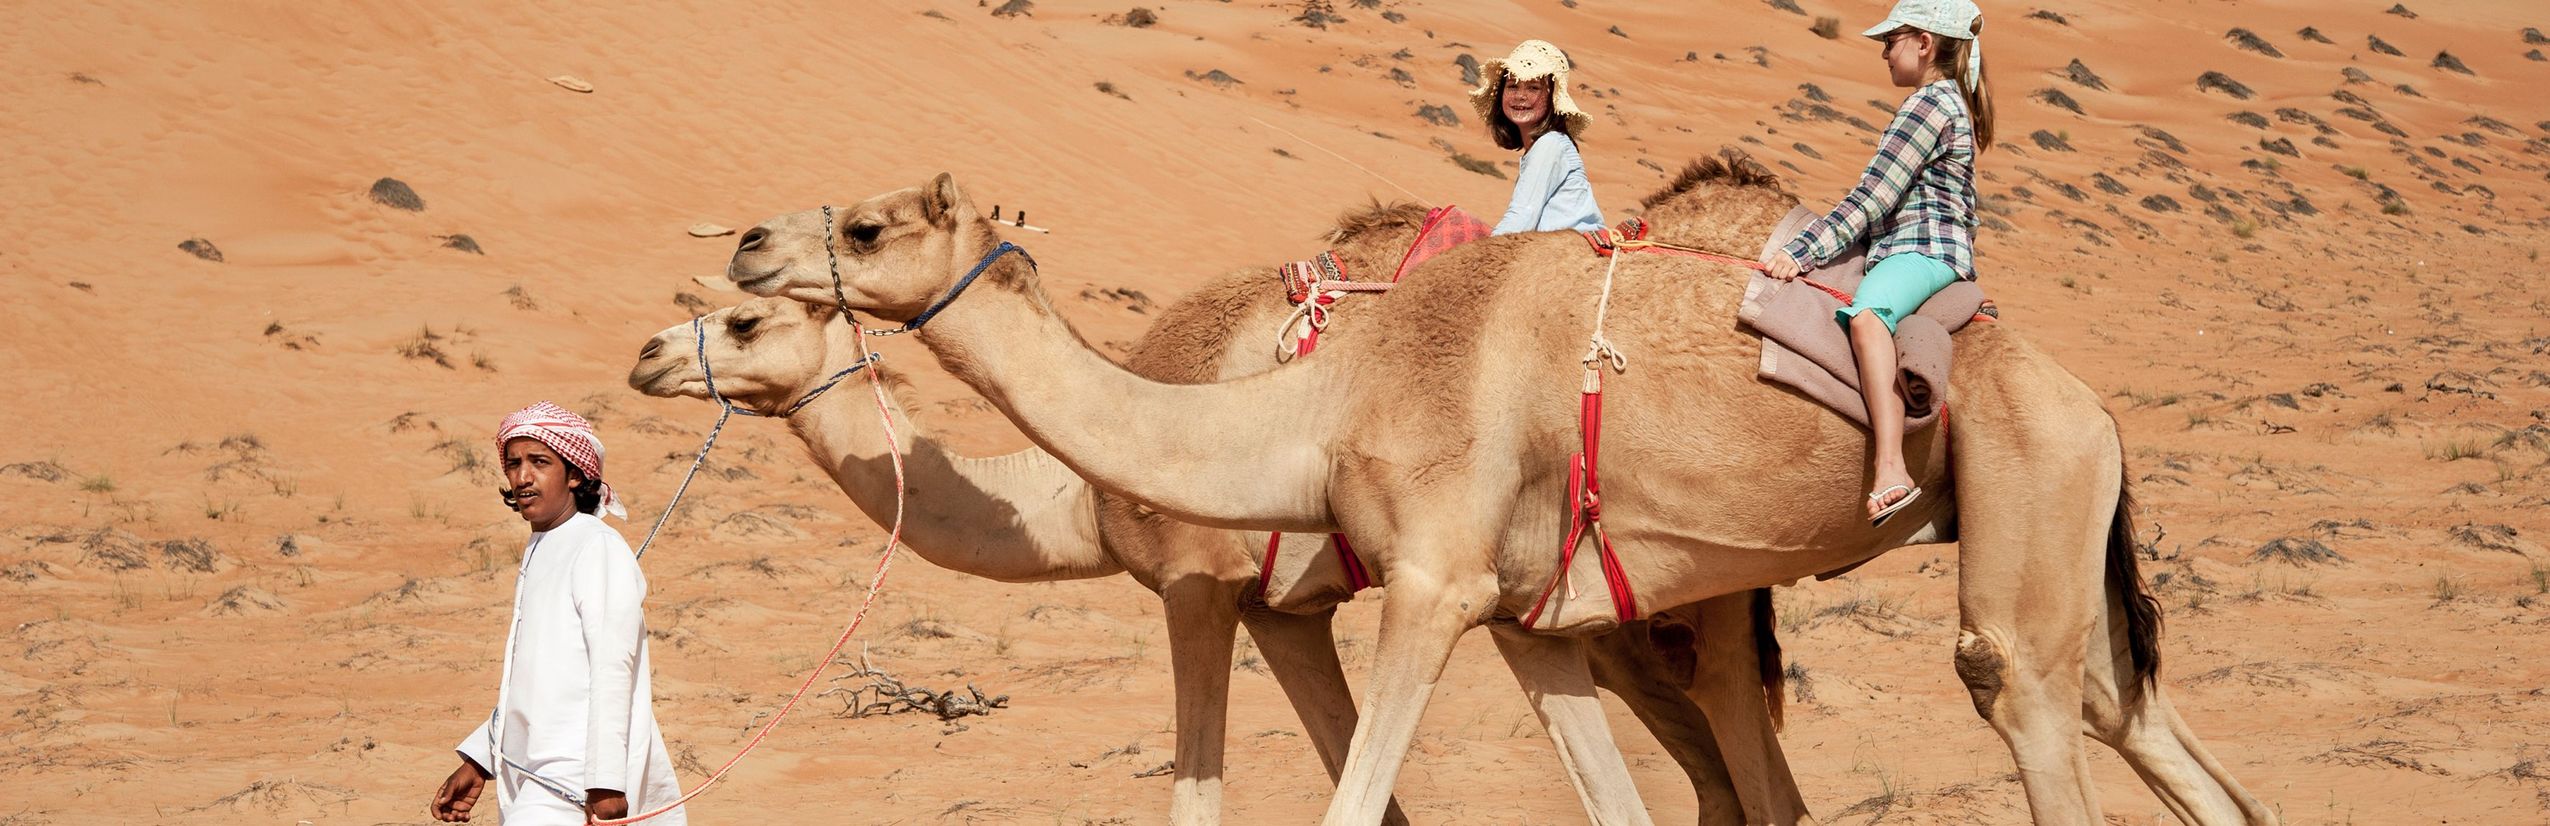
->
1929 21 1995 152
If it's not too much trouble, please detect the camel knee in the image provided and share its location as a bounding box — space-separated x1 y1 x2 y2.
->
1953 630 2007 721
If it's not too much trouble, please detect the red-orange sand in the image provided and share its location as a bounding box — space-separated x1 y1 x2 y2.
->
2 1 2545 823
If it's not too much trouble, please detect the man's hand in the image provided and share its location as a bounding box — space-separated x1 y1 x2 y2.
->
587 789 630 821
431 760 490 822
1764 251 1804 281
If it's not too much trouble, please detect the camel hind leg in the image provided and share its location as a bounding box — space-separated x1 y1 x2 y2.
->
2080 482 2280 824
1950 333 2272 823
1947 355 2118 822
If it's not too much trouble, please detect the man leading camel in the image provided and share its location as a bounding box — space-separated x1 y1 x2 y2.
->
430 402 686 825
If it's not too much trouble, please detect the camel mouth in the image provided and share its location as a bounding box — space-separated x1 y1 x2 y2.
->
630 363 686 395
729 269 786 295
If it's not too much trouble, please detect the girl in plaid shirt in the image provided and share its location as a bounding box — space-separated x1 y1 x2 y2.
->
1764 0 1996 525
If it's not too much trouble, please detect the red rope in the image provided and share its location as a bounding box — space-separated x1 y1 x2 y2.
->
1520 371 1638 628
1258 302 1372 599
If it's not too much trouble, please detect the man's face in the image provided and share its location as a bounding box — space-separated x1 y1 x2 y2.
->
501 438 580 530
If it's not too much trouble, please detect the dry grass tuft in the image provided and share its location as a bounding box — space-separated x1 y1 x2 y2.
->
2196 71 2255 99
368 177 425 211
2253 536 2344 566
2225 29 2283 58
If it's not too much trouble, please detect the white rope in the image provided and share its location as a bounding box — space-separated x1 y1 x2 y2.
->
1581 245 1630 383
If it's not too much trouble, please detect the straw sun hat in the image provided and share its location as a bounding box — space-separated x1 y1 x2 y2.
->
1467 40 1591 149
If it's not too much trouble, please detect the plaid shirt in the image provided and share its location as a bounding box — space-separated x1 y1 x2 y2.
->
1782 80 1978 280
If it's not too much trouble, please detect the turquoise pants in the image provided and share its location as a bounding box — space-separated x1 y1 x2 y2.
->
1837 253 1959 333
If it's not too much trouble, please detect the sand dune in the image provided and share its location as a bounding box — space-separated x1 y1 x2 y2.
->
2 0 2546 822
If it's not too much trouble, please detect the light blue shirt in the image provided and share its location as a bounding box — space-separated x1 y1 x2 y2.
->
1492 131 1606 235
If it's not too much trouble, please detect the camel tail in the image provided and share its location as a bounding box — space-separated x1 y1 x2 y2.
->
2106 468 2165 705
1753 587 1785 731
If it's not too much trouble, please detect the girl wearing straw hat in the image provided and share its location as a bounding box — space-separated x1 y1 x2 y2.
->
1763 0 1996 525
1471 40 1606 235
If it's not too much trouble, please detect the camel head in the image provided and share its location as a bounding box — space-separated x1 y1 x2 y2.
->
726 173 1003 326
629 298 855 415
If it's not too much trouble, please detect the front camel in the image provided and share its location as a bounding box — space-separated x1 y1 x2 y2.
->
729 172 2275 825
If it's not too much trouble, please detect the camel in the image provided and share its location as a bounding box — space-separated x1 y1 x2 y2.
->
634 199 1805 824
722 168 2277 826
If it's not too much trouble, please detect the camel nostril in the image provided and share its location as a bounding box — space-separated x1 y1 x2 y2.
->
737 228 769 252
639 339 664 360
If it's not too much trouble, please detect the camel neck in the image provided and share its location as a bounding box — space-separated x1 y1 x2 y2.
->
915 258 1342 533
782 374 1115 583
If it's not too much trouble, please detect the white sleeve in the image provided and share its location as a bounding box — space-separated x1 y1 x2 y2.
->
572 536 647 793
1493 135 1570 235
456 712 495 774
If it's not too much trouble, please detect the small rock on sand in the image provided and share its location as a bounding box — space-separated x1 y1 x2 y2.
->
548 74 595 93
688 222 735 238
180 238 225 263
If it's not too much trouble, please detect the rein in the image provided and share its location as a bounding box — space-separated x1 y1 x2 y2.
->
821 204 1033 337
569 311 912 826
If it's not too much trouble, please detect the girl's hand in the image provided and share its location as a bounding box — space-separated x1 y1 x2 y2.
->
1764 251 1803 281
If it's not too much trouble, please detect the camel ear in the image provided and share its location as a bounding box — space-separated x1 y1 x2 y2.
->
921 172 965 228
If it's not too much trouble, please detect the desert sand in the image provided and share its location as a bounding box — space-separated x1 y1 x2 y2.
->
2 0 2546 823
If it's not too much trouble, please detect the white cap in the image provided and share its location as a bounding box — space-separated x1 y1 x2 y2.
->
1861 0 1982 40
1863 0 1984 91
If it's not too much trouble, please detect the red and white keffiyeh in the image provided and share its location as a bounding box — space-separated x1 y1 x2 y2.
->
495 401 627 519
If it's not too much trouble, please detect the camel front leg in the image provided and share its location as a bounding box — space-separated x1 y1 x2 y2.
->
1320 567 1493 826
1241 607 1413 826
1490 626 1657 826
1161 575 1243 826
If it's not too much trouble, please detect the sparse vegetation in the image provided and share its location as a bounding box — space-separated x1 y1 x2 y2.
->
2254 536 2344 566
81 474 116 493
2341 165 2371 180
1093 80 1129 100
2423 438 2486 461
368 177 425 211
2196 71 2255 99
1448 151 1504 179
397 326 454 369
2430 574 2464 605
2225 28 2282 58
1809 16 1840 39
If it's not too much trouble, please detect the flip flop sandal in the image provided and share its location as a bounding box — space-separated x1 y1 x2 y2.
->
1868 484 1922 528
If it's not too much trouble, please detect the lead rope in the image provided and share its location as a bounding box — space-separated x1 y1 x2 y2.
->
582 315 910 826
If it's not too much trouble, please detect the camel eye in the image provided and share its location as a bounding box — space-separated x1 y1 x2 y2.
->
727 316 761 336
847 223 883 249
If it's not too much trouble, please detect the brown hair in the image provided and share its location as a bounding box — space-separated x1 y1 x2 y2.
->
1484 73 1582 152
1928 21 1996 152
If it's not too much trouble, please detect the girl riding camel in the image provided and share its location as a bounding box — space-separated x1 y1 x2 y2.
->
1473 40 1606 235
1764 0 1994 525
